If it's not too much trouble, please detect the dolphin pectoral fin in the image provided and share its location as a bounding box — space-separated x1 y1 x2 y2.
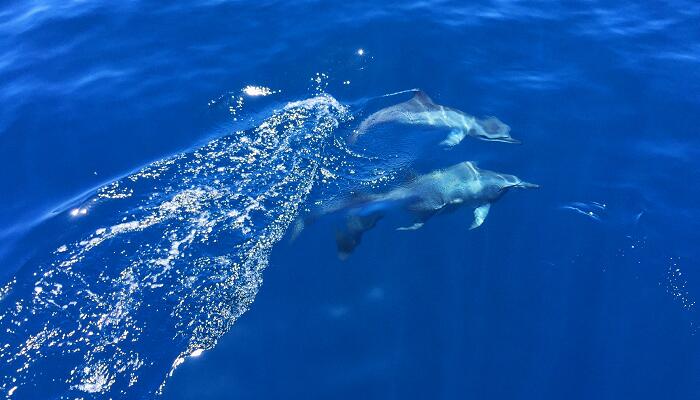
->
470 204 491 230
396 222 424 231
439 129 466 147
400 207 439 231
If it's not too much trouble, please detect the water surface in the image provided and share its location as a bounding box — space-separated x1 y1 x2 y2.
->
1 1 699 399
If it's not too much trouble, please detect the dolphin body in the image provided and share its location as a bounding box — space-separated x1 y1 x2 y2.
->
350 91 519 146
333 161 538 259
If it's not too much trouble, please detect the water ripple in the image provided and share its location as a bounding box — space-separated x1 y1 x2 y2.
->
0 93 359 398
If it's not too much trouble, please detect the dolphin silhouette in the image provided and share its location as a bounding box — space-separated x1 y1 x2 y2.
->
332 161 538 258
350 91 519 146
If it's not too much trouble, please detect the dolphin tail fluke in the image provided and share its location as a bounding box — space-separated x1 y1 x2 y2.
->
335 212 383 260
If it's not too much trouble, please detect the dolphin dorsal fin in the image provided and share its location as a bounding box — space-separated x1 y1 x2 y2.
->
412 90 436 107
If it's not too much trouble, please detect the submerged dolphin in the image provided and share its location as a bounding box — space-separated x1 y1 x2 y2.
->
350 91 519 146
333 161 537 259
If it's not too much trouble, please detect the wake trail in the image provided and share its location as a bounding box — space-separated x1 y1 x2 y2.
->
0 95 353 399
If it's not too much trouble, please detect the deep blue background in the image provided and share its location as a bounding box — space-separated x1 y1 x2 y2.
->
2 1 700 399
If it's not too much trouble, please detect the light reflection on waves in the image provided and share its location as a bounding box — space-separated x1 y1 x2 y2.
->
0 94 357 398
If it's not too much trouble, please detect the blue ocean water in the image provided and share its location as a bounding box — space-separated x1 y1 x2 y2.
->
1 1 700 398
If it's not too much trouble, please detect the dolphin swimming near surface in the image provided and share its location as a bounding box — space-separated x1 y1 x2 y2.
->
330 161 538 259
350 91 519 146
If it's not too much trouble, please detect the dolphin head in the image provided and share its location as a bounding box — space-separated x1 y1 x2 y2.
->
480 172 539 201
511 181 539 189
473 117 520 144
498 174 539 192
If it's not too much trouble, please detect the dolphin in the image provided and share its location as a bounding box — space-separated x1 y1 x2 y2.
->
332 161 538 258
350 91 519 146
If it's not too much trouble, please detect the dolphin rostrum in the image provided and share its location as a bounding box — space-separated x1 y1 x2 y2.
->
332 161 537 259
350 91 519 146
